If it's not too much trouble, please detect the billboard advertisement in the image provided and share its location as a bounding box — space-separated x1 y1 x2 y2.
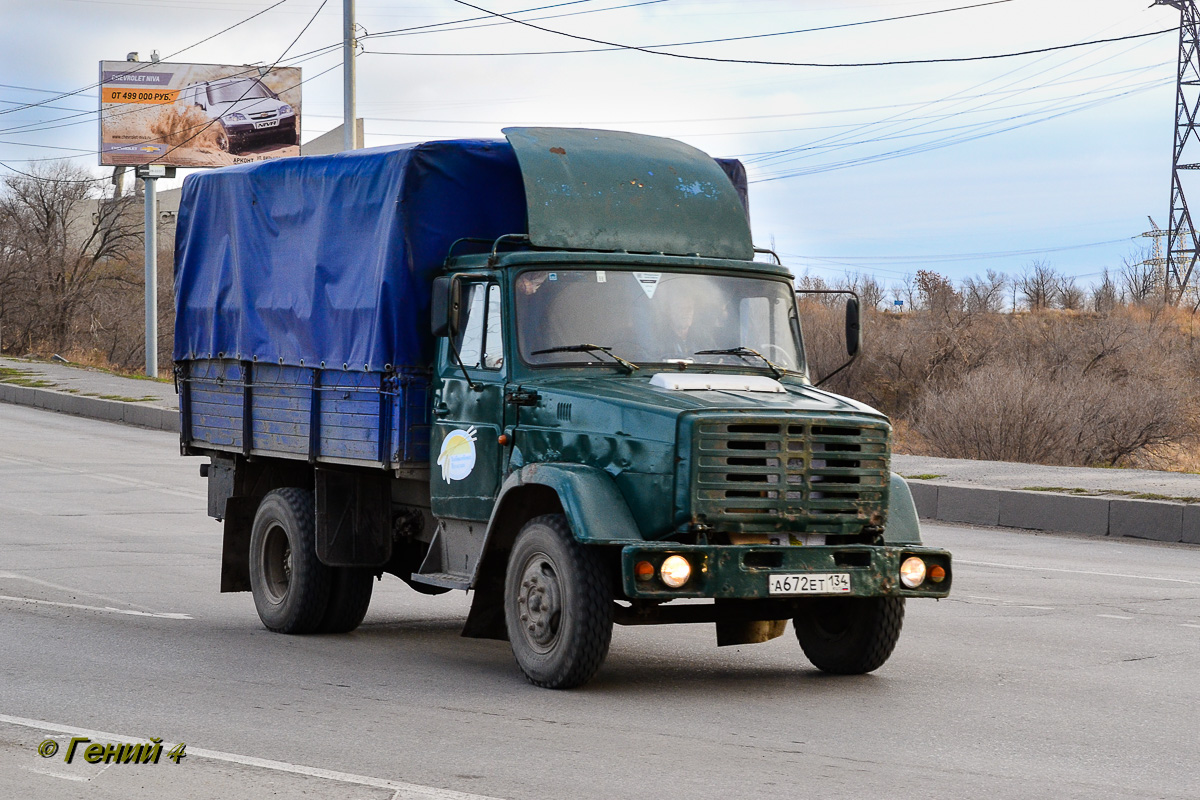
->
98 61 301 167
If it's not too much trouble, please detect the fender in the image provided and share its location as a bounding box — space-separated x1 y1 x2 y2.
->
462 462 644 640
497 462 645 544
883 473 923 545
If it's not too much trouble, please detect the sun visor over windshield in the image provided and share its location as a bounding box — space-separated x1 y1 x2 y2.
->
502 127 754 261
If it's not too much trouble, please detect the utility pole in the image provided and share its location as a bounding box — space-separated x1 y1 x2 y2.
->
143 171 158 377
344 0 357 152
136 164 174 377
1155 1 1200 305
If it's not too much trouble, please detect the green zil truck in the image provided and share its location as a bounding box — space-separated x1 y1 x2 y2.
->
174 127 951 688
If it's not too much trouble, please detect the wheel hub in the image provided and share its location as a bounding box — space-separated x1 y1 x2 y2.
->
263 525 292 603
517 556 561 651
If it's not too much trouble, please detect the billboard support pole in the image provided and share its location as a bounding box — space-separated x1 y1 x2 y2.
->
143 174 158 378
343 0 357 152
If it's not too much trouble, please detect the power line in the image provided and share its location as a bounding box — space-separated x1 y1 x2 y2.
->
0 45 339 138
138 0 330 165
363 0 668 41
375 1 1177 68
742 21 1168 169
0 59 340 175
0 0 294 118
749 80 1165 180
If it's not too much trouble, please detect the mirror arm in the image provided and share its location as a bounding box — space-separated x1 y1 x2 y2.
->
445 335 481 392
813 350 859 388
797 288 862 388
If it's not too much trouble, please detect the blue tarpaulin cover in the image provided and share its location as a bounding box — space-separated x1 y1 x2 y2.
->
173 140 527 371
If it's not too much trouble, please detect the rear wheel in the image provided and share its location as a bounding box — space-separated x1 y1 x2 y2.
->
249 488 331 634
504 514 612 689
317 568 374 633
794 596 905 674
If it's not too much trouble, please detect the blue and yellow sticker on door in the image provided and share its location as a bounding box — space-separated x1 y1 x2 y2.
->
437 426 478 482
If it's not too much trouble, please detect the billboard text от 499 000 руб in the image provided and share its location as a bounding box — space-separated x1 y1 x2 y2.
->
98 61 301 168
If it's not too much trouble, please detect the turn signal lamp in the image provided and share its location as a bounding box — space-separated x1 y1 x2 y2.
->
929 564 947 584
634 561 655 581
660 555 692 588
899 557 927 588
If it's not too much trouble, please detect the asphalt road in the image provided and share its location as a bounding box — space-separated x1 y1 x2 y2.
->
1 403 1198 799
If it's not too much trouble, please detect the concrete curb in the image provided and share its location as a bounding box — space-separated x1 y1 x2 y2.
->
908 480 1200 546
0 382 179 433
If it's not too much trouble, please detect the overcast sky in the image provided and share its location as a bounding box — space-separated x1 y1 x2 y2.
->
0 0 1186 290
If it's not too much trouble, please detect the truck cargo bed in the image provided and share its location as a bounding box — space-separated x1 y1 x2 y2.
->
178 359 430 469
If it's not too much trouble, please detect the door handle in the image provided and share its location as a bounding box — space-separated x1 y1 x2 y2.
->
433 402 450 417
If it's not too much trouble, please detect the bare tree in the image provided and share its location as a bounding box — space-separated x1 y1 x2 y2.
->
1058 275 1085 311
835 271 886 311
1019 260 1059 311
1091 269 1119 312
0 161 142 353
914 269 960 314
961 270 1008 313
1120 255 1161 306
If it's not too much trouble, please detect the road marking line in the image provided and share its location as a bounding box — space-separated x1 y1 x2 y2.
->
956 559 1200 586
1180 624 1200 629
0 714 502 800
23 766 90 783
0 453 204 501
0 595 191 620
1097 614 1134 620
1016 605 1055 610
0 571 157 612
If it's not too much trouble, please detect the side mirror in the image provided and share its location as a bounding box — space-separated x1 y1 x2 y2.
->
431 275 462 338
845 297 861 357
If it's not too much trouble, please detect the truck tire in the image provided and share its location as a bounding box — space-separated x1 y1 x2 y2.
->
793 596 905 675
317 569 374 633
249 488 331 634
504 514 612 689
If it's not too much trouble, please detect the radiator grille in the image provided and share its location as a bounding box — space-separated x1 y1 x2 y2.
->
691 416 889 533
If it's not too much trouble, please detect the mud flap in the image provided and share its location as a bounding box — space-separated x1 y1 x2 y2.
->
220 496 257 593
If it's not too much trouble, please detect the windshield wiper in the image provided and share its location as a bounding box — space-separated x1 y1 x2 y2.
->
530 344 639 374
693 346 785 380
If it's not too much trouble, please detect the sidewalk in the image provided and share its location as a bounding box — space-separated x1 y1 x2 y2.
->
893 454 1200 546
0 356 178 432
1 355 1196 545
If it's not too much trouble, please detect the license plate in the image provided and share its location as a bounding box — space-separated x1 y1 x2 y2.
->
253 120 279 129
768 572 851 595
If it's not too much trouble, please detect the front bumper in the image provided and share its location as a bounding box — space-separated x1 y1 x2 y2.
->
620 543 951 600
228 117 296 141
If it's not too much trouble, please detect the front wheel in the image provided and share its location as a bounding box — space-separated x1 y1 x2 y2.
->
249 488 331 634
504 514 612 689
794 596 905 674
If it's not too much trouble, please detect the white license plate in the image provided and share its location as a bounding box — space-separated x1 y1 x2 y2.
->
253 120 279 129
768 572 851 595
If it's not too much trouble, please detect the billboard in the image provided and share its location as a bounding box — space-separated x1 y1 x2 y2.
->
98 61 301 168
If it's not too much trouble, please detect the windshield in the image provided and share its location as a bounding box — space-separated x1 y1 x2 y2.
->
515 269 805 372
207 79 274 105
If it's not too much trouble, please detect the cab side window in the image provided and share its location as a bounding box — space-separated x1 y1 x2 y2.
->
453 282 503 371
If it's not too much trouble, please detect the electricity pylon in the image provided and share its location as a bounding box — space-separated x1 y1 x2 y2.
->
1155 2 1200 304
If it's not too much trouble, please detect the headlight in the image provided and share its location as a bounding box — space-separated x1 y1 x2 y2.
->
225 112 246 122
660 555 691 588
900 557 927 588
278 104 293 116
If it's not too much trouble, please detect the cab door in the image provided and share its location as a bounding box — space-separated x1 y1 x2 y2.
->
430 281 507 521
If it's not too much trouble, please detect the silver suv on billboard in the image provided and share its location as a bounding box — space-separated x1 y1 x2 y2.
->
178 76 299 154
